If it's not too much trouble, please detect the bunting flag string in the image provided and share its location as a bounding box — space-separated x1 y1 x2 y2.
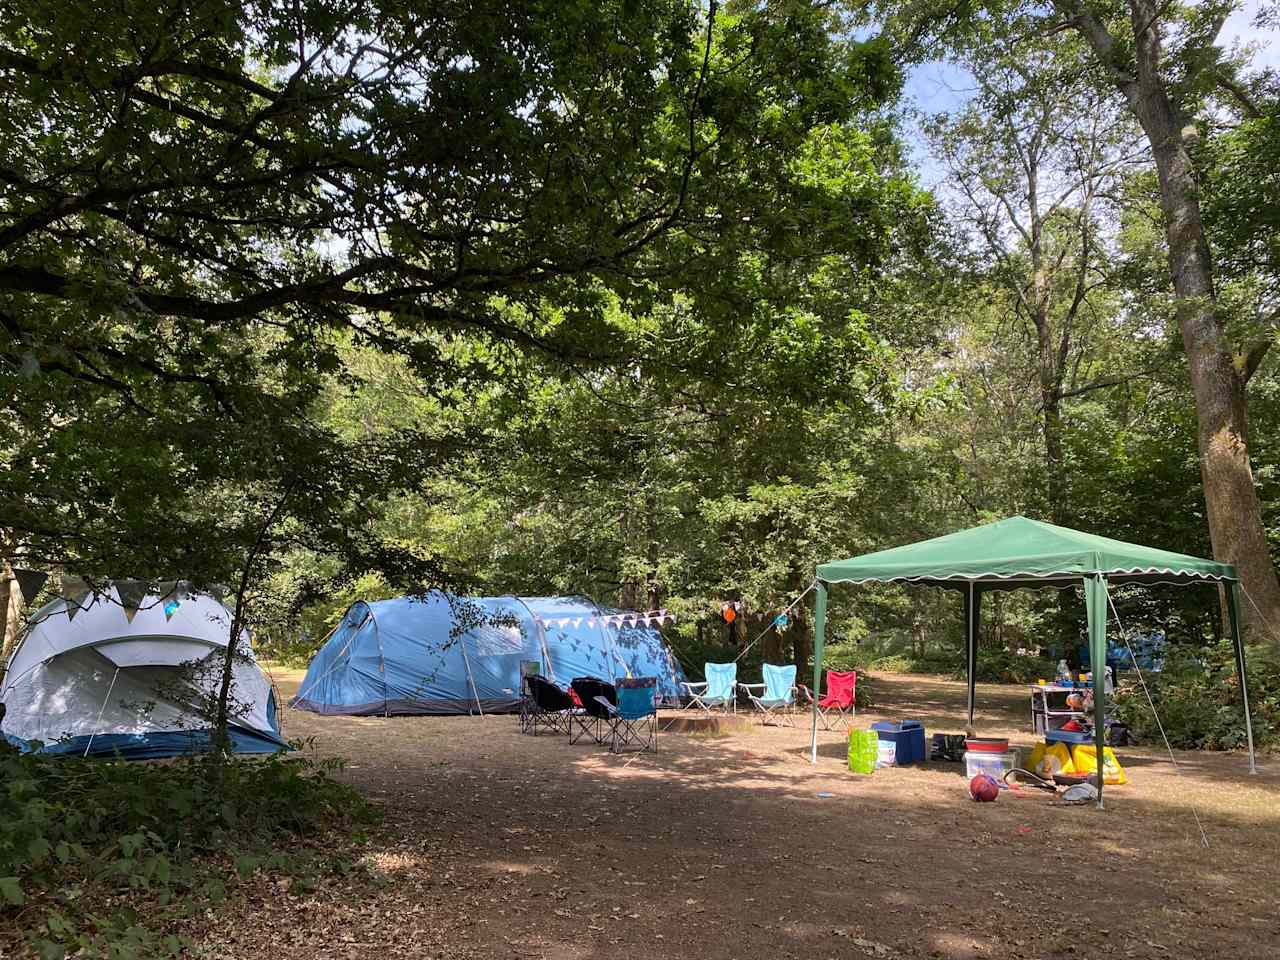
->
536 609 676 631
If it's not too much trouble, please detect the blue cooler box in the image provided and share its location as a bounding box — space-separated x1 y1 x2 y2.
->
871 720 926 766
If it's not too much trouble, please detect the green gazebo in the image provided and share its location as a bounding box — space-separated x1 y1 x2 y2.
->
808 516 1258 807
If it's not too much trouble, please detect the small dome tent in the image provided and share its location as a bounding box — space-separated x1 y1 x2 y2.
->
291 592 685 716
1 585 285 759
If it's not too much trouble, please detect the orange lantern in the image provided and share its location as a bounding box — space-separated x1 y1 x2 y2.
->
722 604 736 624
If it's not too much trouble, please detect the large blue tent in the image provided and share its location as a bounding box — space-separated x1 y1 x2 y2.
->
291 593 685 716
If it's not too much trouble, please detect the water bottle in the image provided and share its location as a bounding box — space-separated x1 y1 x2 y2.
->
1056 659 1071 685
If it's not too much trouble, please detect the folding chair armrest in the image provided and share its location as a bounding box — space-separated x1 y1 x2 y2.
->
680 681 708 694
738 682 766 694
795 684 814 704
595 696 619 718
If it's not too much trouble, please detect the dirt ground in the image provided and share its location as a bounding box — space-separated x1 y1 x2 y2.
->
200 669 1280 960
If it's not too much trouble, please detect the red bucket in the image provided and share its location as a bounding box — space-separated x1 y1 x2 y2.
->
965 737 1010 754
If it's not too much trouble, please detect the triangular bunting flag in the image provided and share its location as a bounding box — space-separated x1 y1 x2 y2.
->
571 618 582 629
156 580 190 620
13 568 48 606
114 579 150 623
61 575 93 620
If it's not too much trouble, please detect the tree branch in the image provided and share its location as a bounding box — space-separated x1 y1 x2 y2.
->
1242 339 1273 384
1057 367 1163 400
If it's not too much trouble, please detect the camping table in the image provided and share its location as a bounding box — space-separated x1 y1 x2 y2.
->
1029 684 1088 736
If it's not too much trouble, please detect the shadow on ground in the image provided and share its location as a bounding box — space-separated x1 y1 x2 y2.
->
194 668 1278 960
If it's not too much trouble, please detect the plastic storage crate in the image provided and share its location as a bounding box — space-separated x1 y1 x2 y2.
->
964 749 1017 787
871 720 926 766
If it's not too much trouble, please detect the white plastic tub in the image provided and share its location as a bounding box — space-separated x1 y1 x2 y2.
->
965 749 1017 787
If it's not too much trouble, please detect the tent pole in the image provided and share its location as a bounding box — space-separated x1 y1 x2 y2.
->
809 580 828 764
458 632 484 717
589 598 625 683
1226 583 1257 774
370 605 389 718
510 596 556 682
1084 575 1108 810
965 583 979 732
83 666 120 758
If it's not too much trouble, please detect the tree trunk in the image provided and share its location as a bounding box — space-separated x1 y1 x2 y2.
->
0 560 21 675
1131 47 1280 644
1036 314 1068 525
760 608 784 663
791 601 809 679
1065 0 1280 644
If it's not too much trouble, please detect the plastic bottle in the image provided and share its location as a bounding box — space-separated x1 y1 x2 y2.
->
1057 659 1071 685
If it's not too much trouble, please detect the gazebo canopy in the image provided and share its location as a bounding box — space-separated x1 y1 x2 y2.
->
817 515 1236 589
808 515 1256 807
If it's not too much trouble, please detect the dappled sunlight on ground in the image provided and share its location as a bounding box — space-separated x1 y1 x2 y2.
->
204 667 1280 959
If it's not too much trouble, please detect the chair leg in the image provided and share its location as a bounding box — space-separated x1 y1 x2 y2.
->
609 714 657 753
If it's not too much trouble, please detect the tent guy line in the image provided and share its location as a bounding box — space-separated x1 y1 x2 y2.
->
733 582 817 664
1107 591 1210 847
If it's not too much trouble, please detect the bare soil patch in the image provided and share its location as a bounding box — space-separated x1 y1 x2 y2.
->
196 669 1280 959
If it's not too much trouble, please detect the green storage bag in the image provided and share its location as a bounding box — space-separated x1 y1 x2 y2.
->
847 729 878 774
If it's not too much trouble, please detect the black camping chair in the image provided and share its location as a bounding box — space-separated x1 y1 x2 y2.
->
526 675 575 735
518 660 541 735
568 677 617 745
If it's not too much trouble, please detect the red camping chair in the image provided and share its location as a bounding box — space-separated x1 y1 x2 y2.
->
813 671 856 730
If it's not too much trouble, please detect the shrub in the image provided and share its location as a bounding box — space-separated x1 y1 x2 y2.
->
1110 643 1279 751
825 643 1053 684
0 742 374 958
962 649 1058 684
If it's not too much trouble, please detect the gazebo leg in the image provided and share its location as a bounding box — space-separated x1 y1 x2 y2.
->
1084 575 1109 810
964 583 980 735
808 581 827 764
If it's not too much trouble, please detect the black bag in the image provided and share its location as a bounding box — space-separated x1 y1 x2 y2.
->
1105 722 1130 746
930 733 966 762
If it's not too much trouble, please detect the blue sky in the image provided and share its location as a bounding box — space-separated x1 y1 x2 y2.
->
899 1 1279 189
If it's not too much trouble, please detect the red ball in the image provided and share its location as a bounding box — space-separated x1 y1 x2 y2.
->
969 773 1000 802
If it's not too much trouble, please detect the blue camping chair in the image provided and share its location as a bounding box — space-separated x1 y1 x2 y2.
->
740 663 797 726
680 662 737 713
600 677 658 753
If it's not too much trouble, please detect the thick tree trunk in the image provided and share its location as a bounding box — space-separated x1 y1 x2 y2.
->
1064 0 1280 643
1134 72 1280 643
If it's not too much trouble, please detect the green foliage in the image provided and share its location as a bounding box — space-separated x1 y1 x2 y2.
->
0 742 373 957
1111 644 1280 751
823 641 1053 685
961 650 1058 685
